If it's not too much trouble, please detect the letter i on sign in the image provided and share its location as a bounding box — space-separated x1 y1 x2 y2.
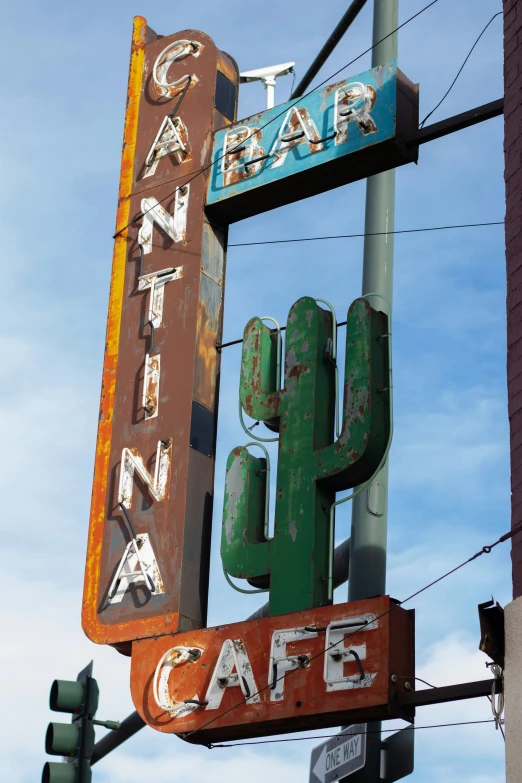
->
82 18 240 652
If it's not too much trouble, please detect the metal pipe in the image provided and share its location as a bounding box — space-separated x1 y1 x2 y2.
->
406 97 504 148
91 711 146 765
247 537 351 620
348 0 397 605
290 0 369 99
343 4 398 779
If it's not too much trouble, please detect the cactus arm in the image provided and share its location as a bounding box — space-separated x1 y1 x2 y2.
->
317 298 390 491
240 317 281 423
221 447 270 580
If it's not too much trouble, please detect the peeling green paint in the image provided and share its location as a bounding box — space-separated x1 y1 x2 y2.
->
221 297 390 616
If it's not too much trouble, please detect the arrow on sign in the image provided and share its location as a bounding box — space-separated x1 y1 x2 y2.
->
310 726 366 783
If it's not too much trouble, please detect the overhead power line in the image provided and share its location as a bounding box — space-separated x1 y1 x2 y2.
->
113 0 441 239
211 720 497 748
228 220 504 248
420 12 503 128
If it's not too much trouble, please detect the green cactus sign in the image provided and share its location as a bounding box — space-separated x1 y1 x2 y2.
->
222 297 390 616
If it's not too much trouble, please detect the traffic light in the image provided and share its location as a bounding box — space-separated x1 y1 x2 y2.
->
42 662 119 783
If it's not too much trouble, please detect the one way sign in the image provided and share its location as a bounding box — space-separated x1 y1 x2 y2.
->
310 725 367 783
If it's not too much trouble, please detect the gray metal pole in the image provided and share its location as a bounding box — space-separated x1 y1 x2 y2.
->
290 0 370 99
91 711 146 765
343 4 397 780
348 0 398 605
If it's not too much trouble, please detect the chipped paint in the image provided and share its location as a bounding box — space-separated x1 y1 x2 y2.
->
108 533 165 604
154 646 205 717
82 24 239 648
118 440 172 508
142 115 192 178
152 39 203 98
143 353 160 418
138 266 183 328
129 597 415 742
323 615 379 692
269 626 317 701
207 61 418 222
334 83 377 145
222 297 390 616
205 638 260 709
138 185 189 253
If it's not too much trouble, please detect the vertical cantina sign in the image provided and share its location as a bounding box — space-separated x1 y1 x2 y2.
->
82 17 239 651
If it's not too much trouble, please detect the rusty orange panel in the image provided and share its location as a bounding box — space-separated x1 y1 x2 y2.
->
82 19 239 651
130 597 415 743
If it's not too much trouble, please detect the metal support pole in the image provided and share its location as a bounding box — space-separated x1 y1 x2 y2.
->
290 0 369 99
264 77 276 110
348 0 397 607
342 3 398 781
91 711 146 765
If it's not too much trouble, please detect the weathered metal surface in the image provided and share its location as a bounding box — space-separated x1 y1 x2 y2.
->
82 19 239 650
221 298 390 616
207 63 418 223
129 597 415 742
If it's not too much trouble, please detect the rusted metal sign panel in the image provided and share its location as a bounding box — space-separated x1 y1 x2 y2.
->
82 17 239 652
130 597 414 743
206 62 418 223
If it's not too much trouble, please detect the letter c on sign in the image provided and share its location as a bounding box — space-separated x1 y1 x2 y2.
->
152 40 203 98
153 646 205 719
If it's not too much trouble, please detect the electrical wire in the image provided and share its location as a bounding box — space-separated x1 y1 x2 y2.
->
419 12 503 128
180 522 522 743
113 0 441 239
211 720 496 748
228 221 504 248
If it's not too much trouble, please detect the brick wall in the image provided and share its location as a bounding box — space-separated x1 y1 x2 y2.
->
505 0 522 598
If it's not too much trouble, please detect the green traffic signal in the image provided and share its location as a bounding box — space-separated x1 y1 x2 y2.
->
42 761 79 783
49 678 99 716
42 663 98 783
45 722 80 756
49 680 85 713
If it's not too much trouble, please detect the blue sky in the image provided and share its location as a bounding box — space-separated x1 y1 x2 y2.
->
1 1 509 781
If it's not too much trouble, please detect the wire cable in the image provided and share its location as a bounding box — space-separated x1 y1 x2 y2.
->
211 719 496 748
180 522 522 743
113 0 441 239
228 221 504 248
419 12 503 128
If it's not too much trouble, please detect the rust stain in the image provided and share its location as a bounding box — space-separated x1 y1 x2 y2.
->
82 16 148 643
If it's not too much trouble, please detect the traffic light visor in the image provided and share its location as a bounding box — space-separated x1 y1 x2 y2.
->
50 680 84 713
42 761 77 783
45 722 80 756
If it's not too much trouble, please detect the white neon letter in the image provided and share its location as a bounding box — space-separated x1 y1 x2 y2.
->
142 116 191 178
269 107 323 169
107 533 164 604
153 646 205 718
118 440 171 509
205 639 260 710
222 126 265 185
323 617 376 692
268 627 317 702
137 185 189 254
334 82 377 144
152 39 202 98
